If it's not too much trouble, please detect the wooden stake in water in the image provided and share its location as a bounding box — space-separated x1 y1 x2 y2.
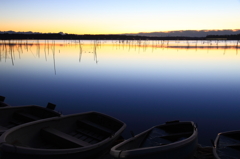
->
52 40 56 75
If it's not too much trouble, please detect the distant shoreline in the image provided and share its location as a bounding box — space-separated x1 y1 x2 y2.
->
0 33 240 40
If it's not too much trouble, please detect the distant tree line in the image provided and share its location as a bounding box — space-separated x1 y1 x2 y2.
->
206 34 240 40
0 32 239 40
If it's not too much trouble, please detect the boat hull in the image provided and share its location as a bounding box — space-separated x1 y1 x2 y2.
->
0 96 10 107
0 102 10 107
110 121 198 159
213 130 240 159
0 105 61 136
0 111 126 159
0 139 118 159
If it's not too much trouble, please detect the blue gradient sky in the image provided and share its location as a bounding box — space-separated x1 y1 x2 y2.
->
1 0 240 34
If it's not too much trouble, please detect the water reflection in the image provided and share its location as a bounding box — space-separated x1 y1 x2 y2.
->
1 40 240 146
52 40 56 75
0 40 239 72
78 40 82 62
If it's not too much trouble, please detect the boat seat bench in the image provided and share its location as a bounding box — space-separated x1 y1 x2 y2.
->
41 127 91 148
77 120 115 136
75 128 102 141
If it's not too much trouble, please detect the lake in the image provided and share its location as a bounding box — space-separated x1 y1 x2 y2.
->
1 39 240 146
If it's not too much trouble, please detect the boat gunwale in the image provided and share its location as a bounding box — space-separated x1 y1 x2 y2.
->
0 111 126 155
0 105 61 115
0 105 61 134
0 96 10 107
110 121 197 157
213 130 240 159
0 102 10 107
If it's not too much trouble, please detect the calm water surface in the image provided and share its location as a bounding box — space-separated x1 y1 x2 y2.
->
1 40 240 146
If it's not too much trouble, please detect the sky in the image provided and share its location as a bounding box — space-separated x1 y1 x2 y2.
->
1 0 240 34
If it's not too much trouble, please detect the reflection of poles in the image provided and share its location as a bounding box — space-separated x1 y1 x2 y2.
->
176 40 179 52
195 40 198 52
36 40 40 58
79 40 82 62
93 41 98 64
207 46 209 54
128 40 131 52
161 40 164 48
152 40 154 52
48 41 50 55
143 40 147 52
134 40 137 51
4 41 7 62
25 40 28 52
16 40 23 59
0 43 2 62
52 41 56 75
17 44 21 59
187 40 189 51
0 41 3 62
139 40 142 52
19 40 23 53
236 40 239 55
44 40 47 61
9 41 14 66
223 40 227 55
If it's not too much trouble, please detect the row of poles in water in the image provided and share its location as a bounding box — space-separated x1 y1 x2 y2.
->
0 39 239 74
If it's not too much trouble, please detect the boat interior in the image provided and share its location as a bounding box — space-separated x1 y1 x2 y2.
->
40 119 115 149
0 106 59 135
5 113 123 149
0 102 8 107
0 96 8 107
115 122 194 150
217 132 240 158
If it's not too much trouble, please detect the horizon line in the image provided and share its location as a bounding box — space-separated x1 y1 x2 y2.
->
1 29 240 35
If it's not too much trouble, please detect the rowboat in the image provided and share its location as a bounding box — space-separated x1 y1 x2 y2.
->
0 104 61 136
0 96 10 107
0 111 126 159
110 120 198 159
213 130 240 159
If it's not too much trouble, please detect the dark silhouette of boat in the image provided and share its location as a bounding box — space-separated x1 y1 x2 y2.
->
0 111 126 159
0 104 60 136
110 120 198 159
0 96 10 107
213 130 240 159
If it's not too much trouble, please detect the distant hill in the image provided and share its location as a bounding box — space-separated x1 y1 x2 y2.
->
1 29 240 37
0 30 240 40
0 31 61 35
124 29 240 37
